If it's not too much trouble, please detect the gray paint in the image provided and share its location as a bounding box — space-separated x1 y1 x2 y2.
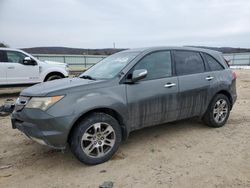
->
12 47 237 149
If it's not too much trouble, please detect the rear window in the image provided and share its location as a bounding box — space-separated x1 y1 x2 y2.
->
174 51 205 76
204 53 224 71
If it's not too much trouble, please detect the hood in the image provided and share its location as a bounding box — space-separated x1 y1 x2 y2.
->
21 78 107 97
44 60 66 66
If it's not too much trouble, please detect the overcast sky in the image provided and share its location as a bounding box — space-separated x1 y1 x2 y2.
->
0 0 250 49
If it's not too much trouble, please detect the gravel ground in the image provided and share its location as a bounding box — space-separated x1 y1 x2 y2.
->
0 70 249 188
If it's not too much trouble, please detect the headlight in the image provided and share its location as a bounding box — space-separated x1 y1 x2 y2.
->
25 96 64 111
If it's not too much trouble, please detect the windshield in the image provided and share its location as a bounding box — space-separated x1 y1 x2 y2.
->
79 52 139 80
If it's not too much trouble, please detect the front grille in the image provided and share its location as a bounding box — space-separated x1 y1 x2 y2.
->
15 96 30 112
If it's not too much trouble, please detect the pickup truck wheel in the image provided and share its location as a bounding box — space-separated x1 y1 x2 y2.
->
70 112 122 165
45 74 63 81
202 94 230 128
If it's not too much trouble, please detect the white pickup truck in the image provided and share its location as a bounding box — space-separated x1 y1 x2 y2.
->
0 48 69 85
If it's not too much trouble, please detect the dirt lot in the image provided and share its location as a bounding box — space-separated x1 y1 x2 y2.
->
0 70 249 188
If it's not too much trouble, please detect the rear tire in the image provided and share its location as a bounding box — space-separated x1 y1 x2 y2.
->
202 94 230 128
70 113 122 165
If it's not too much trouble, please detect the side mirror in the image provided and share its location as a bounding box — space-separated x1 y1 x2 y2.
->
23 57 36 65
131 69 147 82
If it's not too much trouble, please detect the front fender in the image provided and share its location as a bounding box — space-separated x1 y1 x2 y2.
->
73 90 128 125
41 67 69 81
47 84 129 139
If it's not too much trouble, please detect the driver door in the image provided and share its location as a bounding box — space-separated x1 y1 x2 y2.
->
126 51 179 130
5 50 40 84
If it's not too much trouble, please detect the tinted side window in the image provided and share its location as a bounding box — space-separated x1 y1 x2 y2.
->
174 51 205 75
204 53 224 71
6 51 26 63
0 51 8 62
133 51 172 80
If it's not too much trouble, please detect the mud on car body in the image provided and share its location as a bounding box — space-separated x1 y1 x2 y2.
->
11 47 237 165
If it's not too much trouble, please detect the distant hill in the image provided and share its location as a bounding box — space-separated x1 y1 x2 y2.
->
21 46 250 55
22 47 127 55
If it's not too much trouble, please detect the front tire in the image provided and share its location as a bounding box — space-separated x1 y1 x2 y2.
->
70 113 122 165
45 74 63 81
202 94 231 128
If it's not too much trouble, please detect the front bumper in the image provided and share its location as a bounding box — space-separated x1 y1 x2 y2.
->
11 108 74 149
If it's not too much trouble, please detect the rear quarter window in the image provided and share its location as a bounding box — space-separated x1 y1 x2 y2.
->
203 53 224 71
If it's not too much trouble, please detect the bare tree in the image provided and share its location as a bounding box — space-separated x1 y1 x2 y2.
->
0 42 9 47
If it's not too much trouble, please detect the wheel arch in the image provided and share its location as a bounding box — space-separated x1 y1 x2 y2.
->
44 71 65 81
67 107 129 144
212 90 233 110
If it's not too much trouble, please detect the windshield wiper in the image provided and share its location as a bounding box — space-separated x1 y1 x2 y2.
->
80 75 96 80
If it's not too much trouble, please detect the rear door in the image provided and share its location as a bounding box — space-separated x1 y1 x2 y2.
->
173 50 215 119
5 50 40 84
202 52 227 102
126 51 179 130
0 50 7 85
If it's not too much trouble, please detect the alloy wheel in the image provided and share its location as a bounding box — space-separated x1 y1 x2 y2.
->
80 122 116 158
213 99 228 124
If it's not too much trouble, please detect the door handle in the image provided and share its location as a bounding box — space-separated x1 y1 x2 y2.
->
8 66 15 69
164 83 176 88
206 76 214 81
